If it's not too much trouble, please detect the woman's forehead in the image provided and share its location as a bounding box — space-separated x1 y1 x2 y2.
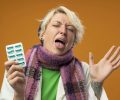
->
50 13 72 25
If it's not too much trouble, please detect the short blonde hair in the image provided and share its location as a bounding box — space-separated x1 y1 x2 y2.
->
38 6 84 44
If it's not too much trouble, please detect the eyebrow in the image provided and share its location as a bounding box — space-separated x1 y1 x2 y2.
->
52 21 61 24
52 20 75 28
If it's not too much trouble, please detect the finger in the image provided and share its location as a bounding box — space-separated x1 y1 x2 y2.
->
112 54 120 68
108 47 120 62
7 65 24 78
9 76 25 87
103 46 116 60
89 52 94 66
7 70 25 81
113 59 120 70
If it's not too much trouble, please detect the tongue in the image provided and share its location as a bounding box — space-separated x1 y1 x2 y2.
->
55 42 65 49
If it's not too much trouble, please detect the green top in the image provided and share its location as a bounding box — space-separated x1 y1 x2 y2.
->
41 67 60 100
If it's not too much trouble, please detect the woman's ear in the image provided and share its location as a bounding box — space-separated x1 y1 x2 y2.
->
40 32 45 45
41 32 45 39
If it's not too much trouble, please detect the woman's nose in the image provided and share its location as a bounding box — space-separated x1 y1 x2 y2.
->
60 25 67 35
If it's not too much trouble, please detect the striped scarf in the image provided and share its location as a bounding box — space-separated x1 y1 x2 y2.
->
24 44 87 100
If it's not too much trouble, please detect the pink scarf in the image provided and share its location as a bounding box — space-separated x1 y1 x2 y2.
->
24 44 87 100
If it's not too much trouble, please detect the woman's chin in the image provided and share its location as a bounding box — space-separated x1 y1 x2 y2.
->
52 49 65 56
44 43 67 55
50 47 66 56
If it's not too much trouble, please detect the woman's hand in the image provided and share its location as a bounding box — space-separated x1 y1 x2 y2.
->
4 60 26 100
89 46 120 83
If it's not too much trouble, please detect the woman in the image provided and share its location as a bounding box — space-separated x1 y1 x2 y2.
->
0 6 120 100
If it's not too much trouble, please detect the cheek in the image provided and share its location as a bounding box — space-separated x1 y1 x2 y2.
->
44 27 58 42
66 35 75 51
43 32 55 45
68 34 75 45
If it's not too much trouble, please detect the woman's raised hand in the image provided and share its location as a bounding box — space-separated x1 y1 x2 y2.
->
89 46 120 83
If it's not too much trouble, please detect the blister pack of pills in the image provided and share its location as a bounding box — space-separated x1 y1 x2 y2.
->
6 42 26 67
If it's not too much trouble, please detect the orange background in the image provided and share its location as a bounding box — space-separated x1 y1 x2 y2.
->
0 0 120 99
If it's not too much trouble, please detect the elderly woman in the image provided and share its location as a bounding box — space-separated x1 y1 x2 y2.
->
0 6 120 100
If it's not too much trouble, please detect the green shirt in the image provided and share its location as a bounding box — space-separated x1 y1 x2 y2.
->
41 67 60 100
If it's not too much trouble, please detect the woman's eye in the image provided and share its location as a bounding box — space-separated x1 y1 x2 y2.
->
52 24 60 27
67 28 74 32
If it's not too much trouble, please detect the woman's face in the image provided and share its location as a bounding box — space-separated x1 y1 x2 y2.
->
42 13 76 55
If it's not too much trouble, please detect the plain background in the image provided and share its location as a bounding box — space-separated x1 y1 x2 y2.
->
0 0 120 99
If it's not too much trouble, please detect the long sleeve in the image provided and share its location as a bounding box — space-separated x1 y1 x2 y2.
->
81 62 108 100
0 70 14 100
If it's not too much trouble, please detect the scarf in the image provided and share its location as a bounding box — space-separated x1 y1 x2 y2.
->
24 44 87 100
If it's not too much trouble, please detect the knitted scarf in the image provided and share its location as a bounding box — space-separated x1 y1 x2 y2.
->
24 44 87 100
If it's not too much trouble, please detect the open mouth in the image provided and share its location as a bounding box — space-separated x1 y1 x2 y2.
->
54 38 66 49
55 39 65 45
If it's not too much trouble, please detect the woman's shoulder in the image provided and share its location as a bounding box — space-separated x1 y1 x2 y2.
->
81 61 90 75
81 61 89 69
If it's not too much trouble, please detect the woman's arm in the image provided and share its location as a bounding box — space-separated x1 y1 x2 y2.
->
81 62 108 100
1 60 26 100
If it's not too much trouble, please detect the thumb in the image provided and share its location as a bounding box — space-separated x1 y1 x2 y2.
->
89 52 94 67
